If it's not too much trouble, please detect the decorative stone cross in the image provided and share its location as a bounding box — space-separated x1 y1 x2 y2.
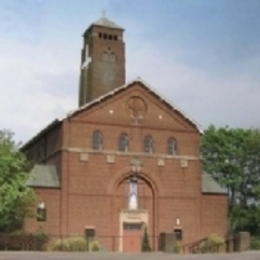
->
128 97 145 117
127 97 147 124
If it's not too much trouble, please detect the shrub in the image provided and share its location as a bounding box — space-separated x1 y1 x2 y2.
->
46 238 63 251
142 227 151 252
47 237 87 251
47 237 102 252
251 236 260 250
90 240 101 251
173 241 181 253
35 227 48 243
200 234 224 253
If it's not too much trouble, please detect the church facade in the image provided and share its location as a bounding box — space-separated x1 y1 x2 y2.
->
22 17 228 252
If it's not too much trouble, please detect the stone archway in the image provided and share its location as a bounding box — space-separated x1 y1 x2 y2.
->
110 172 158 252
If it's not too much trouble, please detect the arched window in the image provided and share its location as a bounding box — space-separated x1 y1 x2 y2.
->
144 135 153 154
119 133 128 152
167 137 177 155
93 131 102 150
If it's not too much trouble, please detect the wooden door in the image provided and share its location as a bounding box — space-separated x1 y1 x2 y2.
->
123 222 142 252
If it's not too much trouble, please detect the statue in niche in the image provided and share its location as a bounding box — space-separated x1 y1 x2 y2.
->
128 176 138 210
129 193 138 210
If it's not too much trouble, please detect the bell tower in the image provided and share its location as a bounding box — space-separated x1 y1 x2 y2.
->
79 16 125 107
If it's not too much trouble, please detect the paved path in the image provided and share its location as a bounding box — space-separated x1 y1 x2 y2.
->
0 251 259 260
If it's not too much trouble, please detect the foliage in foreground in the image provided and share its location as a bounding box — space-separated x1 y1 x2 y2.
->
46 237 102 251
0 129 35 233
200 234 225 253
201 125 260 234
250 236 260 250
142 227 151 252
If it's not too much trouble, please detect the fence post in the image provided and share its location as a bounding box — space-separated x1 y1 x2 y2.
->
236 232 250 252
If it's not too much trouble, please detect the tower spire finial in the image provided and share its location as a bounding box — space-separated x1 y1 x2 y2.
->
101 9 106 18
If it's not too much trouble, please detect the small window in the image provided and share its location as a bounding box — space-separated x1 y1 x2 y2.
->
123 223 142 230
174 229 182 241
93 131 102 150
113 35 118 41
98 32 102 38
144 135 153 154
37 203 46 222
104 33 107 39
167 137 177 155
119 133 128 152
108 35 112 40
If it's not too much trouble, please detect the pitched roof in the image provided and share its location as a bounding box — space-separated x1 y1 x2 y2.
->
21 119 61 150
68 77 203 133
27 164 60 188
201 173 227 194
21 77 203 149
92 17 123 30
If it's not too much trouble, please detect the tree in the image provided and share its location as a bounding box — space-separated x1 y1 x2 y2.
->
142 227 151 252
201 125 260 234
0 129 35 233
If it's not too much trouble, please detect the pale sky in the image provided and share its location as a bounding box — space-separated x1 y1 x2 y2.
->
0 0 259 143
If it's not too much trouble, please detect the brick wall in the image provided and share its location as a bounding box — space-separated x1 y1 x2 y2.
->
201 194 228 239
56 84 220 247
23 83 228 250
24 188 60 236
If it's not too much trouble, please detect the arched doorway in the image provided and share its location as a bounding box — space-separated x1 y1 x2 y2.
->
112 173 157 252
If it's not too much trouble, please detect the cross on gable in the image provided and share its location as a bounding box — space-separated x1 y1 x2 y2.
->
101 10 106 18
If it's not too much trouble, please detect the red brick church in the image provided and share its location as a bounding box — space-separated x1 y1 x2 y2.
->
22 16 228 252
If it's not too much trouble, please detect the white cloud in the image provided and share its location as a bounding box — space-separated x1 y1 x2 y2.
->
0 38 77 143
126 40 260 130
0 18 260 144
